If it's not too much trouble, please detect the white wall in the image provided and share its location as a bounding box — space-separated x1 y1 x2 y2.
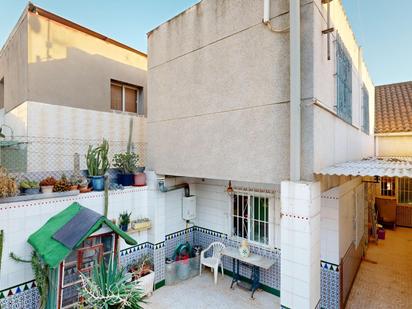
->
320 177 363 264
196 179 281 247
3 101 147 172
376 135 412 157
310 0 375 175
0 187 148 290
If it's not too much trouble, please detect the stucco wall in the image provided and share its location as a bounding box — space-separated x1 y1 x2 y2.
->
23 13 147 114
0 13 29 111
376 135 412 157
147 0 373 183
147 0 300 184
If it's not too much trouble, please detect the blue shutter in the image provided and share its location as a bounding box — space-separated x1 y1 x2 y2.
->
336 38 352 123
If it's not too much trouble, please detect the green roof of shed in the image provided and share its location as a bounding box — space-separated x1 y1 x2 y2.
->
28 202 137 268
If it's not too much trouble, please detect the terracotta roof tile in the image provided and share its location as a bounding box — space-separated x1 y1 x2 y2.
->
375 81 412 133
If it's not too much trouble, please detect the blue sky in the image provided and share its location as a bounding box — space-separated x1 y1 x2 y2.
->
1 0 411 85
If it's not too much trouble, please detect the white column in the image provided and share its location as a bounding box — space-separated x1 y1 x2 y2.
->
280 181 321 309
145 171 166 244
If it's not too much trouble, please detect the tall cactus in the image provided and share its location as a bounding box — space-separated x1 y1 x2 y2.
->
86 139 110 176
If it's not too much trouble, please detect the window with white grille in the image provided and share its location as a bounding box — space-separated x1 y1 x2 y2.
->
336 38 352 124
399 178 412 204
380 177 395 197
232 192 274 246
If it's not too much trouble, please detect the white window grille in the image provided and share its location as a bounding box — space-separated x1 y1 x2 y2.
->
380 177 396 197
231 191 274 246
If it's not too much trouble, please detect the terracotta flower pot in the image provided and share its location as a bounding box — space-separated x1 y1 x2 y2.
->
134 173 146 186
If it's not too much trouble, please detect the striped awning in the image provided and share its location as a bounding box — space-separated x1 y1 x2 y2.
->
317 157 412 178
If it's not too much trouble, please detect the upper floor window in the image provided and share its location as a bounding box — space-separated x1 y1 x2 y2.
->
336 39 352 124
231 192 274 246
362 86 369 134
110 80 144 115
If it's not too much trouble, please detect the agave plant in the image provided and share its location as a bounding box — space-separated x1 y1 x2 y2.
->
78 255 144 309
86 139 110 176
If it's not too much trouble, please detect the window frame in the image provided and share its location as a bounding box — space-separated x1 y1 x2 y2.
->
398 177 412 205
336 37 353 124
110 80 143 115
361 86 369 134
230 190 275 248
380 177 396 197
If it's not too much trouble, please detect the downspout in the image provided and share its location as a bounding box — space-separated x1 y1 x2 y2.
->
158 179 190 197
290 0 301 181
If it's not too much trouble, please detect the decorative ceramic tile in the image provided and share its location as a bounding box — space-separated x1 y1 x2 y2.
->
0 281 40 309
193 226 281 291
165 227 194 259
320 261 340 309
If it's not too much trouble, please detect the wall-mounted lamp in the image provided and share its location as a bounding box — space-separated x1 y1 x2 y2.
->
226 180 234 195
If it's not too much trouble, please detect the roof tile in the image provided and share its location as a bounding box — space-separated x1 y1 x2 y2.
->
375 81 412 133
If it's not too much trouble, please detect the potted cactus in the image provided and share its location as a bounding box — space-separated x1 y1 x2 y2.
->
69 175 82 191
20 179 40 195
78 177 90 193
112 152 138 186
39 177 56 194
53 175 71 192
86 139 109 191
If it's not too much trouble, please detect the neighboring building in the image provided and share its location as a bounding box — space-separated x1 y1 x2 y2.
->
0 3 147 174
147 0 374 308
0 3 147 114
375 81 412 156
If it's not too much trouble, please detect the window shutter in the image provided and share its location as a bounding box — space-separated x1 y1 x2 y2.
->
125 87 137 113
111 84 122 111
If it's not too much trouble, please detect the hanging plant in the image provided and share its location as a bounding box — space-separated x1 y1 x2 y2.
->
0 230 3 271
10 252 49 309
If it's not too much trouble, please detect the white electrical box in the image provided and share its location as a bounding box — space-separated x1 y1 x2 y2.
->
182 195 196 220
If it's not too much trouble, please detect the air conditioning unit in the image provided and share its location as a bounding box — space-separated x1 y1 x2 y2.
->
182 195 196 220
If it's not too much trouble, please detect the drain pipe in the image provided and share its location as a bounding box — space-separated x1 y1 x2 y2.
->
290 0 301 181
158 179 190 197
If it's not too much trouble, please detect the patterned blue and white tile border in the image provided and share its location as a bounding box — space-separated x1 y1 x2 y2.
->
0 280 40 309
320 260 340 309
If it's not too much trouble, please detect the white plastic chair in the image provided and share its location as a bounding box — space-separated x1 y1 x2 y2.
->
199 242 225 284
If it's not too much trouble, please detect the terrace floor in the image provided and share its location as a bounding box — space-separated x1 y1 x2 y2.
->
143 270 280 309
346 227 412 309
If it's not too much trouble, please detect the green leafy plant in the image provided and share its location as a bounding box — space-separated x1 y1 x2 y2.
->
10 252 49 309
78 255 144 309
119 211 132 227
112 152 139 174
86 139 110 176
19 178 39 189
